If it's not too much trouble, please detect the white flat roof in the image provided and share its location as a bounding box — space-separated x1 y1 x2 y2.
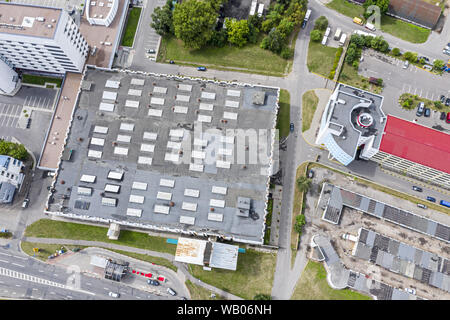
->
125 100 139 108
194 138 208 147
116 134 131 143
99 102 115 112
201 92 216 100
174 237 206 265
102 197 117 206
128 89 142 96
80 174 96 183
178 84 192 91
223 112 238 120
208 212 223 222
77 186 92 196
105 80 120 88
167 141 181 149
227 89 241 97
176 95 190 102
140 144 155 153
129 194 145 204
220 136 235 144
157 191 172 200
210 199 225 208
130 78 145 86
218 148 233 156
184 188 200 198
189 163 204 172
150 97 165 105
165 153 179 162
154 204 170 214
93 126 108 134
153 86 167 94
225 100 239 108
169 129 184 138
102 91 117 100
173 106 188 114
132 181 147 190
88 150 102 158
114 147 128 156
198 115 212 123
192 150 206 159
182 202 197 212
119 123 134 131
90 137 105 146
216 160 231 169
138 156 153 165
104 184 120 193
179 216 195 225
107 171 123 180
199 103 214 111
126 208 142 217
148 109 163 117
212 186 227 195
143 132 158 140
160 178 175 188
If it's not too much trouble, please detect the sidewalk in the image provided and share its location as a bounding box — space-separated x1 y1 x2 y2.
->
302 88 332 147
23 237 243 300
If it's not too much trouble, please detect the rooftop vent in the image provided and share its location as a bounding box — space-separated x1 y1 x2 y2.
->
51 19 56 23
9 17 15 22
36 17 45 22
47 24 53 28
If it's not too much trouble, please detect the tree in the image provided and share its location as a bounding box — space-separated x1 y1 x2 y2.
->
225 19 250 47
277 18 295 39
261 28 284 53
254 294 272 300
150 0 174 36
363 0 389 18
296 176 311 193
350 34 365 47
314 16 328 31
208 29 228 47
433 59 444 70
403 51 417 63
392 47 401 56
285 0 308 25
294 214 306 234
173 0 218 49
310 29 322 42
353 60 359 70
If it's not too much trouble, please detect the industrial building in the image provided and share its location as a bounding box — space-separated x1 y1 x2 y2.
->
0 3 89 74
316 84 450 190
46 67 279 245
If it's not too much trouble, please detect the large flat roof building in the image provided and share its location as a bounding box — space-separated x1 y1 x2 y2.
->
317 85 450 189
0 3 89 74
46 68 279 244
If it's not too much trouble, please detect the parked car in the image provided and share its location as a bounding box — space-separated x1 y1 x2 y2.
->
423 65 432 71
290 123 295 132
169 60 175 64
416 102 424 116
197 66 206 71
167 287 177 296
445 98 450 107
440 95 446 103
108 292 120 298
301 20 307 29
412 186 423 192
26 118 31 129
405 288 416 295
22 199 29 208
417 203 427 209
443 49 450 56
147 279 160 286
147 49 156 54
424 108 430 117
440 112 446 120
402 60 409 69
447 112 450 124
426 196 436 202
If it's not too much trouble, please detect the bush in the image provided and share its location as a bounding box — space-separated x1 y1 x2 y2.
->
392 48 401 56
376 78 383 86
310 29 322 42
328 70 335 79
208 29 228 47
280 47 294 59
314 16 328 31
434 101 443 109
294 214 306 234
353 60 359 70
0 232 12 239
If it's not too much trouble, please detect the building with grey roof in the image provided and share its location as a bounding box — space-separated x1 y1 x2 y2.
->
45 67 279 245
318 183 450 243
353 228 450 294
316 84 386 165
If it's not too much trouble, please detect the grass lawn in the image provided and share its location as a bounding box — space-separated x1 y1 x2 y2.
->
185 280 224 300
188 249 277 300
158 36 289 76
380 15 430 44
302 90 319 132
291 162 308 266
25 219 176 255
21 242 85 261
22 74 62 88
291 261 372 300
338 63 382 94
277 89 291 138
121 7 142 47
326 0 364 19
307 40 339 77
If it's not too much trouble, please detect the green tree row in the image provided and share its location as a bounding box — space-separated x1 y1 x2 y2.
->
0 141 28 161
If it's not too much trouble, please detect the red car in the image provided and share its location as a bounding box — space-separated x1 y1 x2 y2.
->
447 112 450 124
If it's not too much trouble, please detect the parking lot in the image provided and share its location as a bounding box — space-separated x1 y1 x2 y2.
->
359 49 450 130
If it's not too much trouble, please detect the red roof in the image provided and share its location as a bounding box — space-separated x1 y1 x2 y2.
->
380 116 450 174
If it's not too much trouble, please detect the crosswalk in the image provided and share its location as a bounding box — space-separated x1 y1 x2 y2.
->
0 266 66 289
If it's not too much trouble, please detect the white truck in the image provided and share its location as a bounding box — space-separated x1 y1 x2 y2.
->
321 35 328 45
304 9 312 21
334 28 342 40
339 33 347 46
365 22 376 31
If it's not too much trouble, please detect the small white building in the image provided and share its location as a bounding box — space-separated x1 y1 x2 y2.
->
0 155 24 203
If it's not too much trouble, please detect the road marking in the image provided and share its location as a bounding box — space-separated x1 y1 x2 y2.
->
11 263 24 268
86 282 92 286
0 259 9 264
12 256 27 261
15 284 20 287
104 287 109 290
50 291 55 295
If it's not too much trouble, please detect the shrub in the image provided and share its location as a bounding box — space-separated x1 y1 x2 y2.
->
392 48 401 56
314 16 328 31
352 60 359 70
310 29 322 42
280 47 294 59
328 70 335 79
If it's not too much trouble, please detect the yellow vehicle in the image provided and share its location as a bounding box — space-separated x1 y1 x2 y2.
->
353 17 363 25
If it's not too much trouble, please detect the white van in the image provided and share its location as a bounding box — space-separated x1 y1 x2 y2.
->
365 22 376 31
339 33 347 46
321 35 328 45
334 28 342 40
324 27 331 37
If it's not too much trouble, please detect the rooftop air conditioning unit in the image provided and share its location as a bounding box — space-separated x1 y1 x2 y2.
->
9 17 15 22
52 19 56 23
36 17 45 22
47 24 53 28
